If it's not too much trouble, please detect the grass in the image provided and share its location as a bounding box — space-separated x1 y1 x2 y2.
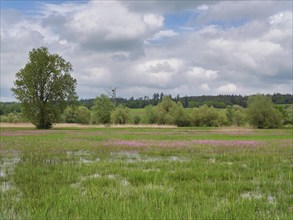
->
0 125 292 219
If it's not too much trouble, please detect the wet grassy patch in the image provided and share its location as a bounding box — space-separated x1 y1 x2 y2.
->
0 126 292 219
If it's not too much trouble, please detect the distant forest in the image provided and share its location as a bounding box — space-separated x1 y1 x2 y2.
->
1 93 292 115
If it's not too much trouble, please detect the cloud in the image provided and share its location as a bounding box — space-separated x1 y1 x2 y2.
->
217 84 237 94
39 1 164 56
196 1 292 25
143 14 164 29
149 29 179 41
187 67 218 81
0 0 292 101
132 59 183 88
200 83 210 91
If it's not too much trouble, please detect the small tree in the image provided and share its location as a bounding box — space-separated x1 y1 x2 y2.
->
76 106 91 124
246 94 282 128
156 96 176 124
91 94 115 124
133 115 141 125
62 106 77 123
11 47 77 129
226 105 246 126
169 102 191 127
111 105 130 124
191 105 220 127
145 105 158 124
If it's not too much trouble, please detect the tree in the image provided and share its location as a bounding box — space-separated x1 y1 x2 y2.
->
111 105 130 124
246 94 282 128
191 105 220 127
155 96 191 126
75 106 91 124
226 105 246 126
145 105 158 124
91 94 115 124
169 102 191 127
156 96 176 124
11 47 77 129
62 106 78 123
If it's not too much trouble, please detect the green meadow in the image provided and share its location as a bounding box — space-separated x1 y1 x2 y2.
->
0 125 292 219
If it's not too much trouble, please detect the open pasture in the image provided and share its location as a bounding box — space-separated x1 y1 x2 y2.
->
0 125 292 219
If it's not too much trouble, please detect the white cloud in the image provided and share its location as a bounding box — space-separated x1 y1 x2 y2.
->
187 67 218 81
217 84 237 94
143 14 164 29
150 30 179 40
133 59 183 88
0 0 292 101
64 1 147 46
79 67 111 86
200 83 210 91
268 11 292 28
197 4 209 11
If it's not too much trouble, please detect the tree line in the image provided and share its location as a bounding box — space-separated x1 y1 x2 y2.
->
77 93 292 109
1 93 292 115
2 94 292 129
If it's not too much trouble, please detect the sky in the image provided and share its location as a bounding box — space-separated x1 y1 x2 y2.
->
1 0 292 101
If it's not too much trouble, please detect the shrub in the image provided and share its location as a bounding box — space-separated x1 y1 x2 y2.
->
247 94 282 128
133 115 141 125
91 94 115 124
145 105 158 124
111 105 130 124
76 106 91 124
226 105 246 126
191 105 220 127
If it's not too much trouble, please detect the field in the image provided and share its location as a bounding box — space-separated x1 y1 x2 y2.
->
0 124 292 219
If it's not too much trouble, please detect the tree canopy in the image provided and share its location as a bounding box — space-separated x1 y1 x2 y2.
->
11 47 77 129
246 94 282 128
91 94 115 124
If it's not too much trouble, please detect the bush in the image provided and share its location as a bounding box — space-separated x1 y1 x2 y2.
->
76 106 91 124
247 94 282 128
169 102 191 127
91 95 115 124
226 105 246 126
0 115 9 123
62 106 77 123
145 105 158 124
133 115 141 125
111 105 130 124
191 105 220 127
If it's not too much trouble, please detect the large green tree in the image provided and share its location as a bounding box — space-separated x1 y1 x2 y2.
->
11 47 77 129
246 94 282 128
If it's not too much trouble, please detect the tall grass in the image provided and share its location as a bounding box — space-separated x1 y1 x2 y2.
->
0 127 292 219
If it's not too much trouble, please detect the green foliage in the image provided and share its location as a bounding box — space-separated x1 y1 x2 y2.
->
0 102 21 115
11 47 77 129
169 102 191 127
75 106 91 124
111 105 130 124
144 105 158 124
284 105 293 125
274 105 293 125
226 105 246 126
62 106 77 123
133 115 141 125
156 96 176 124
191 105 221 127
91 94 115 124
246 94 282 128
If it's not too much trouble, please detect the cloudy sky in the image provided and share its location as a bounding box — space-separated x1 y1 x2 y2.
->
1 0 292 101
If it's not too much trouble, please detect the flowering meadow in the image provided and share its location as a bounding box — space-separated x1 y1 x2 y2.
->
0 125 292 219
